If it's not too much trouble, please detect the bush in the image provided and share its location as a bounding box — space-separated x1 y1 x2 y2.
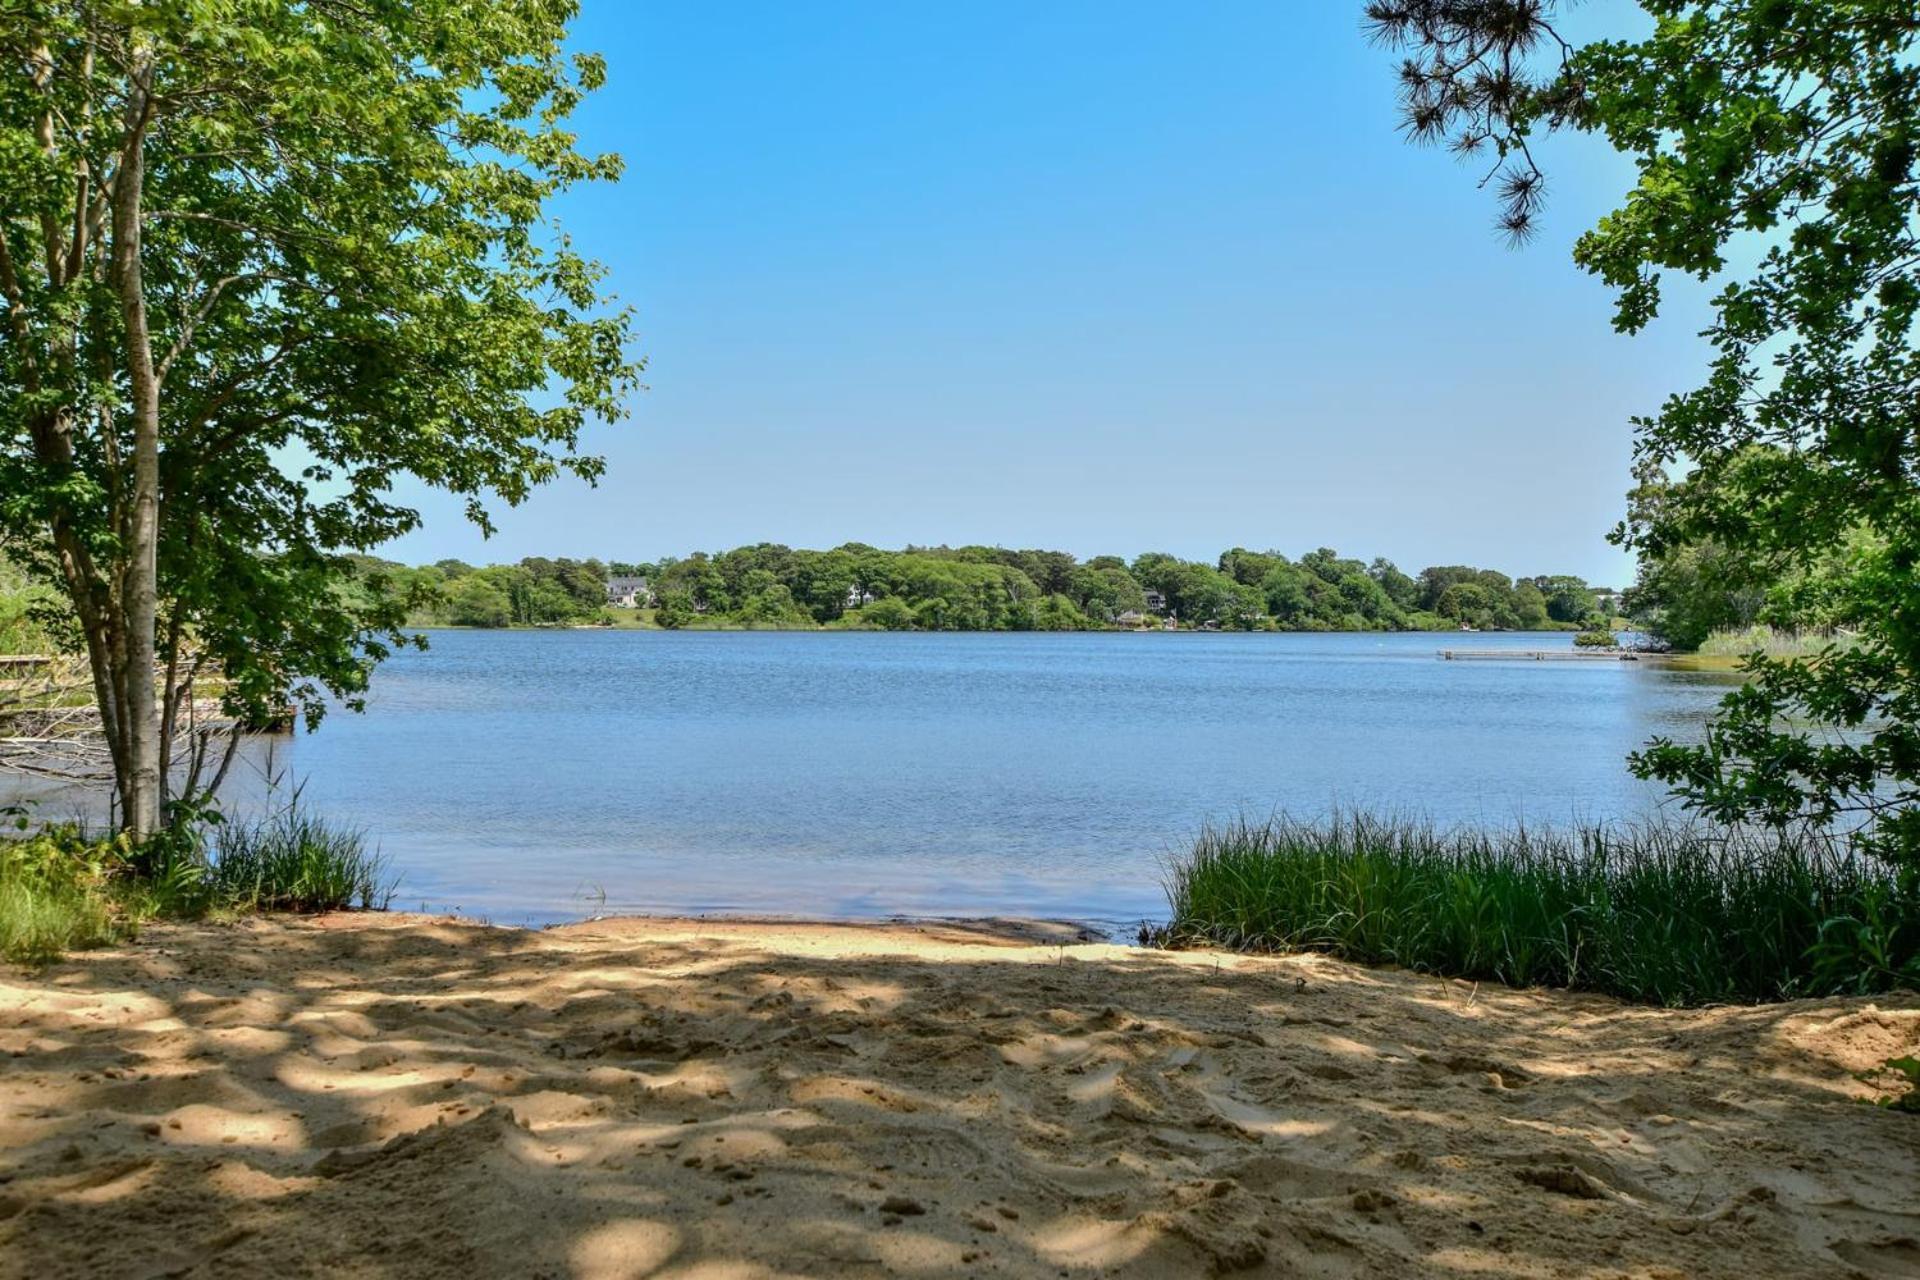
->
1574 629 1618 648
1158 812 1920 1006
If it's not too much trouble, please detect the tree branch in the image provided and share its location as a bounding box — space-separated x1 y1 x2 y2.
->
156 273 258 386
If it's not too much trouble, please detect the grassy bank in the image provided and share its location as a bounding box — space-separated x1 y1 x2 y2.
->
1696 624 1857 659
1661 626 1860 673
0 802 391 964
1158 813 1918 1006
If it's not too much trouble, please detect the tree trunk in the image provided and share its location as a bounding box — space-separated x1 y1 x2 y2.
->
109 50 161 840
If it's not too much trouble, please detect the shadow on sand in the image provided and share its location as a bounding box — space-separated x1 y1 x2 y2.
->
1 913 1917 1278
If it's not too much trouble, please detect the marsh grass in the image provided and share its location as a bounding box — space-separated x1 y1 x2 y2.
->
1696 625 1858 659
1159 813 1919 1005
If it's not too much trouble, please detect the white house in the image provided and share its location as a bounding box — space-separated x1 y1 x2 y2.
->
606 575 652 608
845 585 877 609
1142 589 1167 612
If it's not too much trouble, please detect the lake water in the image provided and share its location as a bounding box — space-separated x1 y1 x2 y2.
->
160 628 1731 933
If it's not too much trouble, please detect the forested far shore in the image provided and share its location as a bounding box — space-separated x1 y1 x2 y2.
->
342 544 1616 634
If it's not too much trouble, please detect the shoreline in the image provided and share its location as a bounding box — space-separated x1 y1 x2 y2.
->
418 622 1592 636
334 907 1123 947
4 910 1915 1277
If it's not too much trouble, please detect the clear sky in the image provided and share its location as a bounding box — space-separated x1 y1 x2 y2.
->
381 1 1704 587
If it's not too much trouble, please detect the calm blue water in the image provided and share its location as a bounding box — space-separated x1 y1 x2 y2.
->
194 629 1731 931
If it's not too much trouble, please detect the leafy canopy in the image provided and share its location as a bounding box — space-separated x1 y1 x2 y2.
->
0 1 638 734
1370 1 1920 873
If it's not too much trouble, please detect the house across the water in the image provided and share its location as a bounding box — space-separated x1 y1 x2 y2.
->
606 575 652 608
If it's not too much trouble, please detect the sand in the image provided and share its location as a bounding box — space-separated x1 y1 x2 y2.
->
1 912 1917 1279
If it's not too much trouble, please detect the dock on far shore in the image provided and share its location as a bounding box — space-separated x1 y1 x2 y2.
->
1439 648 1642 662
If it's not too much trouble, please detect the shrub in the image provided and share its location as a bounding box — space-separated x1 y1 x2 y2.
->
1574 629 1618 648
1158 812 1920 1006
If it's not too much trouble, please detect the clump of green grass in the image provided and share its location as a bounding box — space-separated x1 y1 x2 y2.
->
207 801 393 912
1158 812 1919 1006
0 878 115 964
0 829 130 964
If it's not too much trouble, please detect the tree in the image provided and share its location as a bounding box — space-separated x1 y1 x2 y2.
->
1414 566 1479 613
1031 593 1091 631
1070 564 1145 621
1368 557 1420 610
1260 561 1315 626
1528 574 1599 625
1219 547 1283 587
788 549 858 622
1337 570 1404 627
1129 552 1183 600
1370 0 1920 873
1511 581 1550 630
1006 548 1077 596
0 3 638 836
446 577 512 630
1435 582 1493 629
1162 562 1237 624
0 551 58 654
653 591 695 630
1224 582 1266 630
860 596 916 630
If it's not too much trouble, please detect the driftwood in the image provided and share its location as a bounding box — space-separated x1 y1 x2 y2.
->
0 655 112 782
0 653 243 807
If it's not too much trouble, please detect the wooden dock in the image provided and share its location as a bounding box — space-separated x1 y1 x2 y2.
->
1439 649 1641 662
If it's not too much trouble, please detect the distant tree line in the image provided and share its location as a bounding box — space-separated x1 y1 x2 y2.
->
350 557 613 629
354 545 1608 633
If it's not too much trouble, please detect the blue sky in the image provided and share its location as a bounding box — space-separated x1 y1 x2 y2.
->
384 1 1702 586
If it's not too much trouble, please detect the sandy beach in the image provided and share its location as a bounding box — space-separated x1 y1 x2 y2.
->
2 912 1917 1279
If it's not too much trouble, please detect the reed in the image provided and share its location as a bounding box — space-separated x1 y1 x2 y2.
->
1159 812 1919 1005
208 800 393 912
